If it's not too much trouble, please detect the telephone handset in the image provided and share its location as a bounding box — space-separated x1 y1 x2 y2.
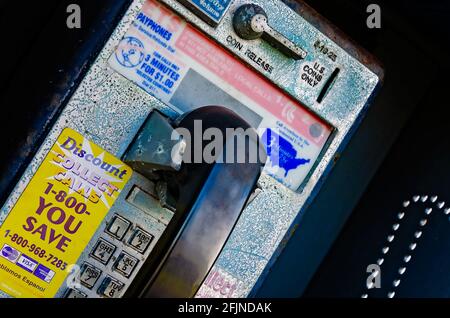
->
123 106 266 297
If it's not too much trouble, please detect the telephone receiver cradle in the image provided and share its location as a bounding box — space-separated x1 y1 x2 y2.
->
122 106 266 297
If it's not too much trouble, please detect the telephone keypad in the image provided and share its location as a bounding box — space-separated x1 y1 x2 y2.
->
106 215 131 240
128 228 153 253
113 252 138 278
98 276 124 298
64 288 87 298
57 182 172 298
90 238 116 265
79 263 102 289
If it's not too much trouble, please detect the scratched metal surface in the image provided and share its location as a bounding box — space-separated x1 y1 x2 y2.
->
0 0 380 298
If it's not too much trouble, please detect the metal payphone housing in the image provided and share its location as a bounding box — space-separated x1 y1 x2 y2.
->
0 0 382 298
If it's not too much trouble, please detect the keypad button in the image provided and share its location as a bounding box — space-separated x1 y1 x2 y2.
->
90 238 116 265
98 276 124 298
79 263 102 289
64 289 87 298
128 228 154 253
113 252 139 278
106 215 131 240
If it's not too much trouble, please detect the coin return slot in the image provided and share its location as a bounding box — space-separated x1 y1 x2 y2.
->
317 68 340 104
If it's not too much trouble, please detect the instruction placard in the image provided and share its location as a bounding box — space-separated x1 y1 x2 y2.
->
109 0 332 190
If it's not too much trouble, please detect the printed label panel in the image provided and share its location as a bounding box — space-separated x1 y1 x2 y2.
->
109 0 332 190
0 128 132 298
177 0 233 25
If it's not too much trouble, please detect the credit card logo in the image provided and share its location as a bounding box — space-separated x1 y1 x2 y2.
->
1 244 20 263
16 254 38 273
34 264 55 283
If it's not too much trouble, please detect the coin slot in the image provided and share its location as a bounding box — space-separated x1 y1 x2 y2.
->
317 68 340 103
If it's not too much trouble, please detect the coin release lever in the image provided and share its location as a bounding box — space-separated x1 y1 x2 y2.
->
232 4 307 60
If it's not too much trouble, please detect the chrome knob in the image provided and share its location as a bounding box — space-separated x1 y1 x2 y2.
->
232 3 307 60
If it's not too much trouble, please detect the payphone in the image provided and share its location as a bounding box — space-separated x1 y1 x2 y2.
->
0 0 382 298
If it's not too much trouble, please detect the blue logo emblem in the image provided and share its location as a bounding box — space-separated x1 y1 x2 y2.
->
115 36 145 68
262 128 311 177
1 244 20 262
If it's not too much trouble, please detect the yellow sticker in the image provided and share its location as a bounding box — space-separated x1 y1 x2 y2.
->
0 128 132 298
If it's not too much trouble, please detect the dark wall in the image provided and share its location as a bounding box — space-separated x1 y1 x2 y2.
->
0 0 131 203
301 0 450 298
257 0 450 297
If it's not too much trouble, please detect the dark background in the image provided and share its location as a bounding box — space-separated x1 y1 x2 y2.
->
0 0 132 202
302 0 450 298
1 0 450 297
